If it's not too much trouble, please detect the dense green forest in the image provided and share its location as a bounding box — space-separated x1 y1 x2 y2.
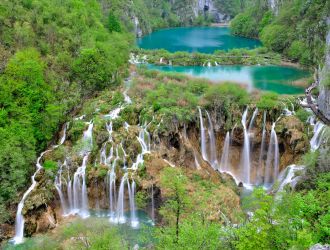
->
0 0 329 249
0 0 131 222
231 0 329 66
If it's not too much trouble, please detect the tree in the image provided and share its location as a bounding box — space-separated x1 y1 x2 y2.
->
159 167 190 243
108 12 121 33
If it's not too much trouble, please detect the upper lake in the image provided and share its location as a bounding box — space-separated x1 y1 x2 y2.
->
137 27 261 53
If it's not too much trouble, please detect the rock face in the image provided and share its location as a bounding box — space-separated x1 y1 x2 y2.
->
194 0 229 23
317 17 330 120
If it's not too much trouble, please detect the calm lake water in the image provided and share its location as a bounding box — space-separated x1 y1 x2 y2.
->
147 64 309 94
137 27 261 53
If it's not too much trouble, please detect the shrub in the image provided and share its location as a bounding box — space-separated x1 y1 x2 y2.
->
43 160 58 171
256 92 279 110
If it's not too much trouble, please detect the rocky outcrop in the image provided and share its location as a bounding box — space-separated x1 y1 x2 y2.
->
317 17 330 120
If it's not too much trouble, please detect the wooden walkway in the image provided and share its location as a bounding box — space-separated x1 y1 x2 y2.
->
305 82 330 125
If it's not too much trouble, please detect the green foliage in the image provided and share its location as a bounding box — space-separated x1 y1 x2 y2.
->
295 108 310 123
133 47 281 67
256 92 279 110
159 167 190 243
108 12 122 33
260 24 288 52
0 0 131 219
43 160 58 171
205 83 249 107
231 0 328 66
135 190 148 209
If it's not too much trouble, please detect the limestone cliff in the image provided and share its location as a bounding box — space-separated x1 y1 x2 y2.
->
318 18 330 120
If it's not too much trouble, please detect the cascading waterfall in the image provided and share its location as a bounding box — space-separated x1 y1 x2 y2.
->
198 107 208 161
310 121 325 151
12 150 50 244
194 151 201 170
206 111 217 168
219 132 230 172
248 108 258 132
276 165 305 193
257 111 267 185
13 123 68 244
55 161 68 215
240 108 251 185
72 154 90 218
264 122 279 186
127 180 139 228
151 184 155 222
116 173 127 224
70 122 93 217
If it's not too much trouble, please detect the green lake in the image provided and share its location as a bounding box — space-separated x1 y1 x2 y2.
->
138 27 310 94
137 27 261 53
147 64 310 94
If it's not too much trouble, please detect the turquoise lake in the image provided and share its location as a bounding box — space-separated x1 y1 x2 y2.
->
147 64 310 94
137 27 261 53
138 27 310 94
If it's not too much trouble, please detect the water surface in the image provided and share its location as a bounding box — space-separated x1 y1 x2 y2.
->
147 64 309 94
137 27 261 53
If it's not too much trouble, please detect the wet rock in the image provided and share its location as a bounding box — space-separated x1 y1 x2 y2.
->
310 244 330 250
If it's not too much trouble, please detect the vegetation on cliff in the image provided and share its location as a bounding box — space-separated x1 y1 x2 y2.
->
132 47 281 66
0 0 131 223
231 0 329 66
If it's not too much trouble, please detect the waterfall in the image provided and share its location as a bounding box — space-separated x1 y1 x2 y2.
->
12 150 50 244
310 121 325 151
219 132 230 172
198 108 208 161
151 184 155 224
206 111 217 168
276 165 305 193
116 174 127 224
127 180 139 228
264 122 279 186
71 122 93 217
67 173 73 213
81 121 93 154
248 108 258 132
72 154 90 218
123 90 132 104
55 161 68 215
194 151 201 170
257 111 267 185
240 108 251 185
13 123 68 244
137 127 150 154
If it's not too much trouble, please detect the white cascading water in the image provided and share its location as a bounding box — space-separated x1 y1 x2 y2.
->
12 150 50 244
240 108 251 185
257 111 267 185
206 111 217 168
73 154 90 218
116 173 127 224
127 180 139 228
219 132 230 172
264 122 279 186
13 123 68 244
310 121 325 151
248 108 258 132
198 108 208 161
276 165 305 193
194 151 201 170
70 122 93 217
55 161 68 215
